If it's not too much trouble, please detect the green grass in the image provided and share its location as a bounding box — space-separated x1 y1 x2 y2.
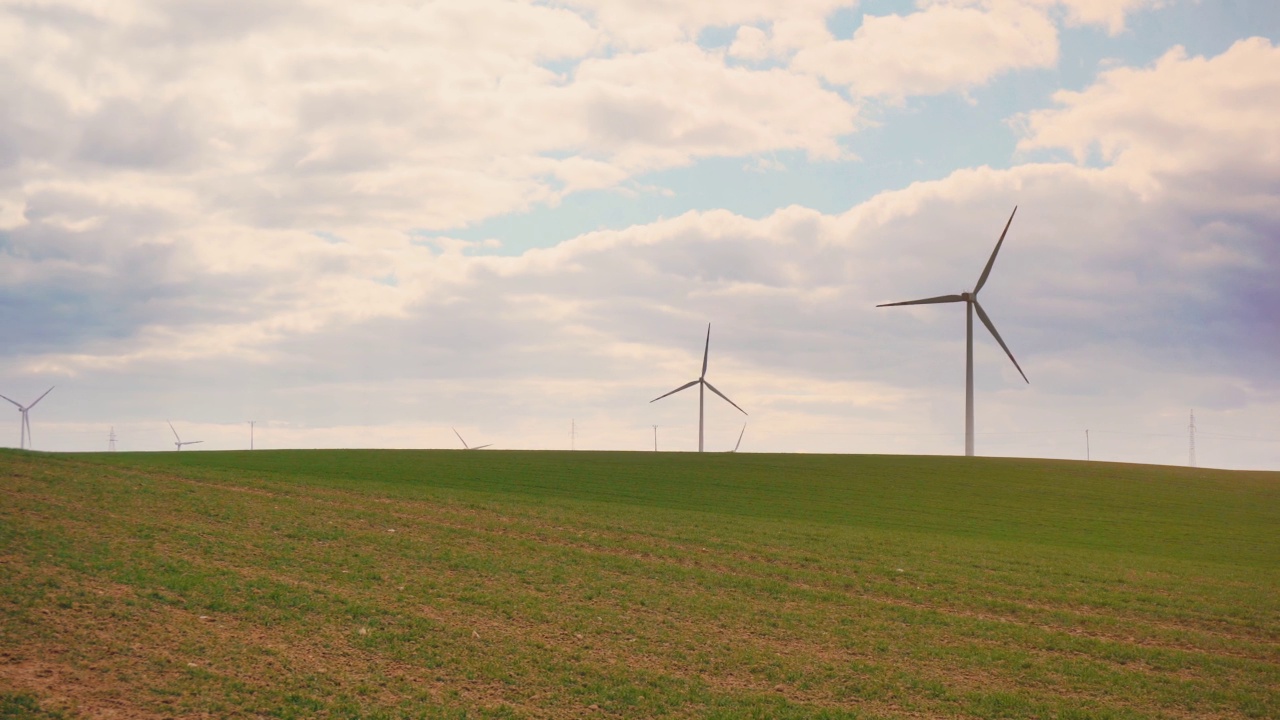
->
0 692 67 719
1 448 1277 718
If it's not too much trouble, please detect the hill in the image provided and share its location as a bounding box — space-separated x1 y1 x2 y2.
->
2 449 1276 718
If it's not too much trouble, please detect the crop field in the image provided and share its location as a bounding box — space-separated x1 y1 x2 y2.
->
1 449 1277 719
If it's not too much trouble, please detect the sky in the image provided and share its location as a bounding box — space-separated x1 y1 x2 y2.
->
1 0 1278 468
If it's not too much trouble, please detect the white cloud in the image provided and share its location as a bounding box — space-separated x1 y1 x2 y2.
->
920 0 1165 35
786 0 1165 100
555 0 843 51
1046 0 1165 35
567 44 855 167
0 0 858 235
12 147 1277 450
1017 37 1280 187
729 25 771 61
2 3 1277 467
793 1 1059 99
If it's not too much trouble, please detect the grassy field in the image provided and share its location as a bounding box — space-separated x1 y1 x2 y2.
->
1 449 1276 719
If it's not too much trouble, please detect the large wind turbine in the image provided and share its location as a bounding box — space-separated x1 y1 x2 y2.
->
0 386 54 450
453 428 491 450
651 324 747 452
167 421 203 451
877 207 1028 457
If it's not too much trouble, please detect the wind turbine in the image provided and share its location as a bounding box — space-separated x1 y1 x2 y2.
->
877 206 1028 457
452 428 491 450
167 421 203 451
651 324 747 452
728 424 746 453
0 386 54 450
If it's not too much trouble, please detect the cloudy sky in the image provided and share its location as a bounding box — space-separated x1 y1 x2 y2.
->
2 0 1277 468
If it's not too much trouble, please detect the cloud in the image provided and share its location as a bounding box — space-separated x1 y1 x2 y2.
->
786 1 1165 100
7 148 1278 462
10 23 1278 392
555 0 843 51
1045 0 1165 35
0 0 859 235
792 1 1059 100
568 44 855 167
2 4 1277 466
728 25 772 61
1017 38 1280 186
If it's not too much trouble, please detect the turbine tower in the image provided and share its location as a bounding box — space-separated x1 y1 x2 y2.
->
167 421 203 451
650 324 747 452
0 386 54 450
877 207 1027 457
452 428 491 450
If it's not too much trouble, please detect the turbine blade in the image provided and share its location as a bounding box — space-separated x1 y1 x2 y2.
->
973 300 1028 383
25 412 32 448
452 427 468 449
0 393 22 409
188 440 204 446
974 206 1017 294
650 379 699 403
471 444 492 450
703 380 747 416
27 386 54 409
734 424 745 452
167 420 180 441
701 323 711 379
877 294 965 307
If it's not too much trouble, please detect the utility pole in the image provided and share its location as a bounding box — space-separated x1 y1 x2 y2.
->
570 419 575 451
248 420 255 450
1188 410 1196 468
652 425 658 452
1085 429 1089 461
108 427 117 452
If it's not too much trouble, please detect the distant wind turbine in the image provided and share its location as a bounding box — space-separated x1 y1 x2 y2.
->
452 428 491 450
651 324 747 452
0 386 54 450
728 424 746 453
167 421 203 451
877 206 1027 457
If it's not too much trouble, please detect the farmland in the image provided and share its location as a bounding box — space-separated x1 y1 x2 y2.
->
1 449 1277 718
